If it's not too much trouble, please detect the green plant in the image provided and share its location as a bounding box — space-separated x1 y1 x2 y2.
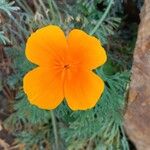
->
0 0 19 44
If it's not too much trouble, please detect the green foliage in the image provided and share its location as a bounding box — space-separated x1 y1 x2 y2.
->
64 0 121 44
0 0 19 16
4 46 34 90
0 31 10 44
2 0 134 149
0 0 19 44
12 92 50 125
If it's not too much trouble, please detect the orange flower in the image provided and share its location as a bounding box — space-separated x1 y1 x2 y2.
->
23 25 107 110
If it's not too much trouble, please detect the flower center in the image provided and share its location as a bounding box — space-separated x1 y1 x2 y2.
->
64 64 70 69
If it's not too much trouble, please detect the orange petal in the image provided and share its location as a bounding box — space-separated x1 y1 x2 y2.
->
67 29 107 70
64 68 104 110
23 67 64 110
26 25 67 66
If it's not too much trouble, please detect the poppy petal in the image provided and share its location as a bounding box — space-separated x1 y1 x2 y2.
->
67 29 107 70
23 67 64 110
64 69 104 110
26 25 67 66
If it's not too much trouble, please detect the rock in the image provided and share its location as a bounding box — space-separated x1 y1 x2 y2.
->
124 0 150 150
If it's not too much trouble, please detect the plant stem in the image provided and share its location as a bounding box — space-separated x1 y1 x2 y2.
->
51 0 62 24
51 110 59 150
90 0 114 35
47 0 55 21
120 125 130 150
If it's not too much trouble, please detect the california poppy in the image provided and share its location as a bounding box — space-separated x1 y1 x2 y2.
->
23 25 107 110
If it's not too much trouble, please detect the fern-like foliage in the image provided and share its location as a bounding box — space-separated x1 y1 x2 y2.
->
0 0 19 16
0 31 10 44
64 0 121 44
0 0 19 44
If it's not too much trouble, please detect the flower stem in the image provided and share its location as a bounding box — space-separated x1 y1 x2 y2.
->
51 110 59 150
90 0 114 35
